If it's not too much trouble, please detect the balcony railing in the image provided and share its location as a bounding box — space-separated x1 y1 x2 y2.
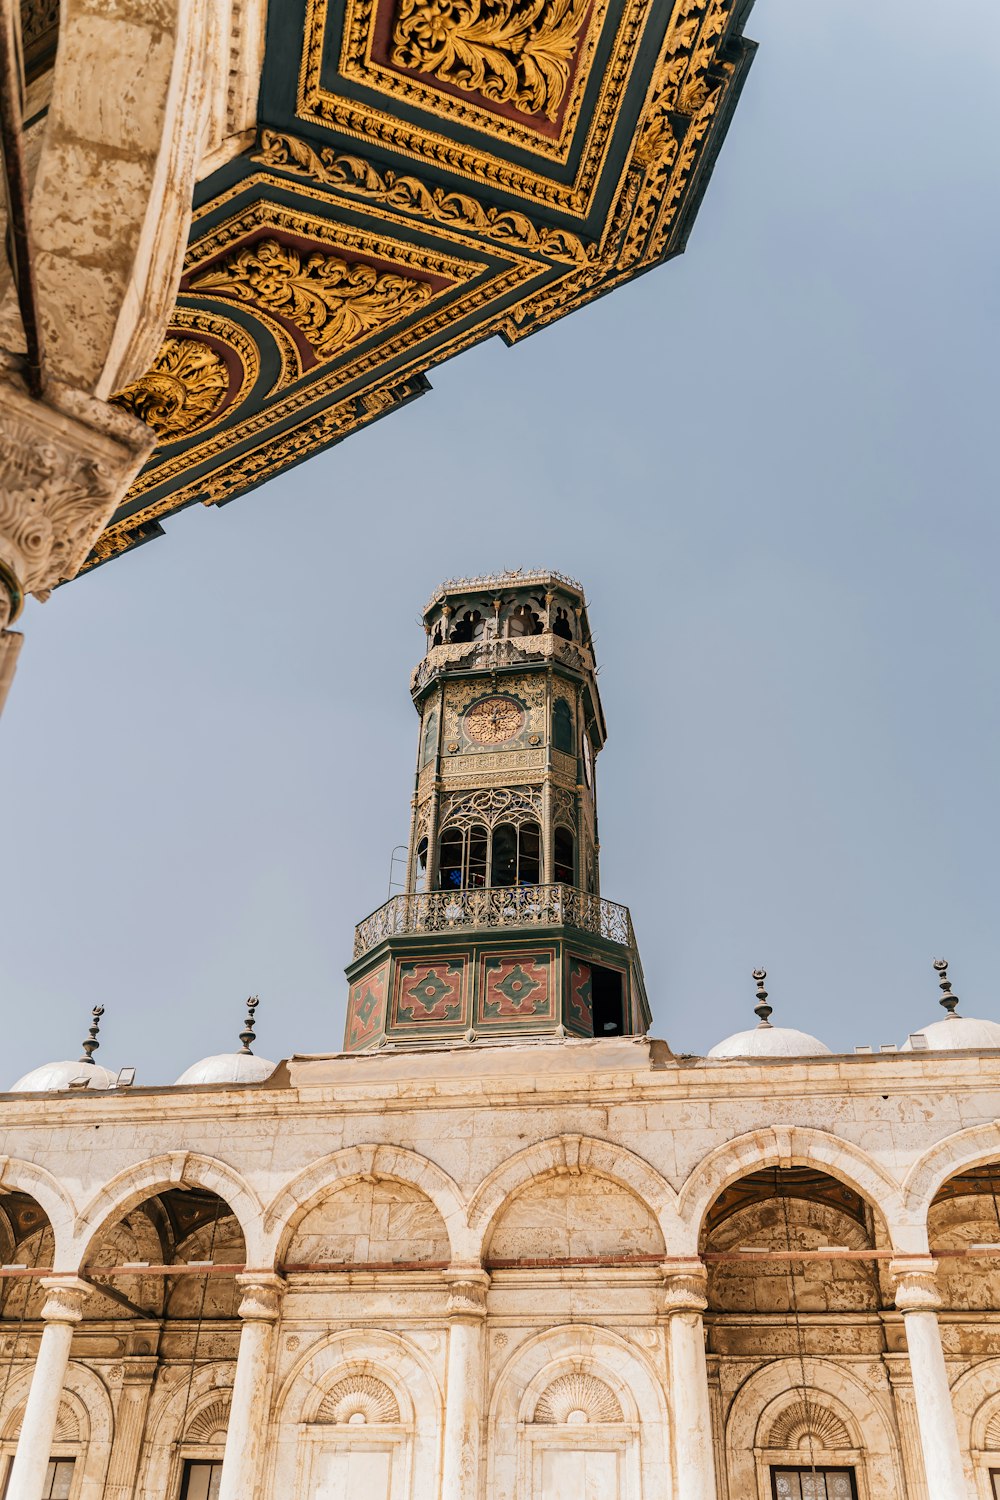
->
353 883 635 960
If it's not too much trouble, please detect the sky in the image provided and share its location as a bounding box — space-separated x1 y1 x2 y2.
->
2 0 1000 1085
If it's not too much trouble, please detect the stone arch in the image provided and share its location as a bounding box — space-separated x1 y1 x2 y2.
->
488 1324 669 1500
0 1360 112 1447
677 1127 907 1248
948 1360 1000 1492
468 1134 678 1258
902 1124 1000 1230
267 1329 440 1499
0 1156 77 1265
72 1151 266 1266
265 1144 469 1264
136 1361 234 1500
723 1358 901 1500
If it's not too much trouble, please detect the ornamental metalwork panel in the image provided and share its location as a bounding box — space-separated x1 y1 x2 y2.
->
353 882 634 958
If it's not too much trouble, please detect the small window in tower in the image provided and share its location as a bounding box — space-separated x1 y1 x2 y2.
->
416 838 428 893
421 710 438 767
438 828 464 889
518 823 541 885
552 606 573 640
431 622 443 647
507 603 542 637
591 965 625 1036
491 823 518 887
451 609 484 643
554 828 575 886
552 698 574 754
467 825 489 887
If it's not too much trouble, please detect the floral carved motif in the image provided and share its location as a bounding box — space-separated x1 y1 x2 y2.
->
112 339 230 440
390 0 590 121
188 239 433 360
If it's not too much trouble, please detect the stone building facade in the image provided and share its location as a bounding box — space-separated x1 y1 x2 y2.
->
3 577 999 1500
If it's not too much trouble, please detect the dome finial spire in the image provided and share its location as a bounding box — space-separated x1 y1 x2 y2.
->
79 1005 104 1065
239 996 260 1054
933 959 960 1018
752 969 772 1027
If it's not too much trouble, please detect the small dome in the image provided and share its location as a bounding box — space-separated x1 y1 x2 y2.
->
901 1015 1000 1051
9 1060 117 1093
175 1052 277 1086
708 1023 832 1060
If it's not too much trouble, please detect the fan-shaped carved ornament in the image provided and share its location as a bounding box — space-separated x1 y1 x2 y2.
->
3 1400 80 1442
767 1400 851 1451
317 1374 400 1425
984 1408 1000 1448
533 1373 623 1425
186 1396 231 1443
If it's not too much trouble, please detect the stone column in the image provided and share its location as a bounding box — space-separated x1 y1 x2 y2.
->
217 1274 285 1500
662 1262 718 1500
440 1271 490 1500
884 1352 929 1500
104 1354 159 1500
890 1259 966 1500
6 1277 89 1500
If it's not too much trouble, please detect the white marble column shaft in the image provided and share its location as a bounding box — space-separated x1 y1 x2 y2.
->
217 1275 285 1500
663 1262 718 1500
891 1259 966 1500
440 1271 490 1500
6 1278 89 1500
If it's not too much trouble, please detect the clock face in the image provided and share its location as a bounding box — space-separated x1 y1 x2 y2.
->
465 695 525 746
583 732 594 787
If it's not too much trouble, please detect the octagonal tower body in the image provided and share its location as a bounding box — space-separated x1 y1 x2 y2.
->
345 572 649 1050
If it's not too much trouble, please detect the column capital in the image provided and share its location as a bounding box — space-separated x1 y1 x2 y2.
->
235 1272 285 1322
444 1268 490 1319
38 1276 90 1324
660 1259 708 1315
889 1257 941 1311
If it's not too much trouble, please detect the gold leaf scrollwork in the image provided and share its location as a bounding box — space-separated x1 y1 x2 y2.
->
390 0 590 120
112 338 231 440
188 238 433 359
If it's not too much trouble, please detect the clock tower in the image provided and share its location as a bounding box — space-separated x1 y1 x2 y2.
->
344 572 650 1051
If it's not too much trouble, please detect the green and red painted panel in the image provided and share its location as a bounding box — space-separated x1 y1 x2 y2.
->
391 953 470 1031
346 961 388 1050
478 949 555 1029
566 956 593 1034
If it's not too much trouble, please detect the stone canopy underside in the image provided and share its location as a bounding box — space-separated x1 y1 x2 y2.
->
84 0 756 575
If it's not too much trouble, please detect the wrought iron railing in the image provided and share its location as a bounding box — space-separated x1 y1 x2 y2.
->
353 883 635 960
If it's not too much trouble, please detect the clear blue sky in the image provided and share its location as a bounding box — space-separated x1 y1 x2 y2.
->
3 0 999 1084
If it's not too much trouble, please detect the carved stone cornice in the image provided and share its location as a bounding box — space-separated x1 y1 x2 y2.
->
444 1268 490 1319
889 1257 942 1312
38 1275 91 1325
660 1258 709 1317
0 358 154 613
235 1272 286 1322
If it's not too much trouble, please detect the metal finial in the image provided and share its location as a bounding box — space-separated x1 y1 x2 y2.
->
752 969 772 1026
238 996 260 1054
79 1005 104 1065
933 959 960 1018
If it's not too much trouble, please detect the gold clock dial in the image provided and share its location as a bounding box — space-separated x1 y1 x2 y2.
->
465 695 525 746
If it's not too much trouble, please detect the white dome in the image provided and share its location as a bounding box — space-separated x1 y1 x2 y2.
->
708 1023 832 1060
175 1052 277 1086
9 1060 117 1093
901 1015 1000 1051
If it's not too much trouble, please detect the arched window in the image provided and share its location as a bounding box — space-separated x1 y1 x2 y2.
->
491 823 517 886
507 603 542 637
554 827 575 885
467 825 488 887
451 609 484 642
415 838 428 893
552 698 574 754
490 822 541 887
438 828 464 889
551 606 573 640
420 710 438 767
518 823 540 884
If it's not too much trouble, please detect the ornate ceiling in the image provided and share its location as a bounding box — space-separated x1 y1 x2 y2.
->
88 0 756 574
